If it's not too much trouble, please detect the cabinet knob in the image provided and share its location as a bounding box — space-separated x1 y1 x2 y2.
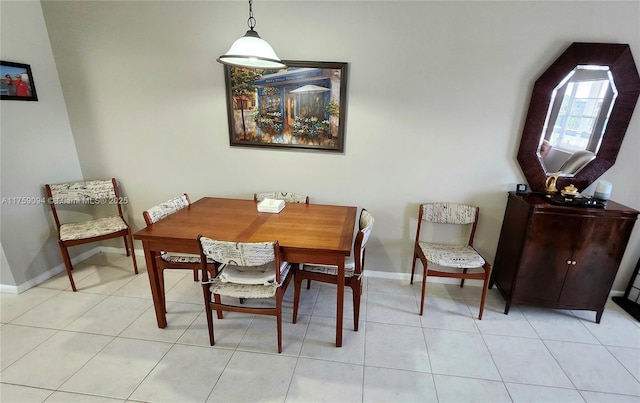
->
567 260 572 265
572 260 577 265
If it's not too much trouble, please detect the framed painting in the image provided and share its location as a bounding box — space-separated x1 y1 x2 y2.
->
224 60 348 152
1 61 38 101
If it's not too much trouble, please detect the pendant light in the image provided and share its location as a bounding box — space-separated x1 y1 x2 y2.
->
217 0 286 70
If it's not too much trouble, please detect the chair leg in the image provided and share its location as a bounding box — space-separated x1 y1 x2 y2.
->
410 250 418 284
192 269 199 282
460 268 468 288
478 263 492 320
352 282 361 331
203 289 215 346
276 291 283 353
126 231 138 274
159 269 167 313
122 235 130 256
214 294 224 319
306 279 311 290
58 242 77 292
419 261 428 316
292 272 303 324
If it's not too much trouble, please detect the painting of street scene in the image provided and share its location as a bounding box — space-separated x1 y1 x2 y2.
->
224 61 347 152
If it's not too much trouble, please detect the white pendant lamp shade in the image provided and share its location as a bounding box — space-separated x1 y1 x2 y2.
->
217 29 286 70
217 0 286 70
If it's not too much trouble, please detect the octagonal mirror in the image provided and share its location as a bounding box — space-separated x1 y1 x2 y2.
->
517 42 640 192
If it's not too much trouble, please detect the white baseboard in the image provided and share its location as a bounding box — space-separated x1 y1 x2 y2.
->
1 247 101 294
365 269 486 287
364 271 628 296
2 247 629 298
99 245 146 257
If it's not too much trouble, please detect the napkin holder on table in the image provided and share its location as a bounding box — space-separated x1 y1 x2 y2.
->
257 198 285 213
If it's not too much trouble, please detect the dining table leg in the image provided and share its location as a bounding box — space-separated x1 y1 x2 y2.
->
336 259 344 347
142 242 167 328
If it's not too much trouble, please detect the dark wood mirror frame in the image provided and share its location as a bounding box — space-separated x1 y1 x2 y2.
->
517 42 640 192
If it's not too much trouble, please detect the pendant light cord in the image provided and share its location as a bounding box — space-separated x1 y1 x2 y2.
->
247 0 256 31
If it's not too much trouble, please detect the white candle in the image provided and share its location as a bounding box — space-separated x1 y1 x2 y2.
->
594 180 612 200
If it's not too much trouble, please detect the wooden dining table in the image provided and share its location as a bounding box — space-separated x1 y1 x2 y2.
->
133 197 357 347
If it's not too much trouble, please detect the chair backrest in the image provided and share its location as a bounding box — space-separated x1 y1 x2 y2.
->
143 193 191 225
45 178 124 229
198 237 282 283
417 203 479 247
254 192 309 204
354 209 374 275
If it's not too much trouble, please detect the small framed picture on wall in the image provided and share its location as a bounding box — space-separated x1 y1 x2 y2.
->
1 61 38 101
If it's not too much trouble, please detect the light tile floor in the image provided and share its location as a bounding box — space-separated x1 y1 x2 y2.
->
1 252 639 402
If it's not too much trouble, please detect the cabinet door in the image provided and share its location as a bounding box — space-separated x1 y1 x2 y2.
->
515 212 580 304
559 216 633 307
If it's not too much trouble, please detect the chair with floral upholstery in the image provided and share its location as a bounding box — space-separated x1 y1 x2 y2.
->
254 192 309 204
143 193 216 311
45 178 138 291
292 209 374 331
197 237 292 353
410 202 492 319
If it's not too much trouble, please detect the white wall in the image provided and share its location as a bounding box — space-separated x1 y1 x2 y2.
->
6 0 637 292
0 0 84 290
0 243 15 287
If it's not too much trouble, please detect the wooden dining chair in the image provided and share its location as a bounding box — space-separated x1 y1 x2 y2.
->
254 192 309 204
410 203 492 319
45 178 138 291
198 237 293 353
143 193 216 311
292 209 374 331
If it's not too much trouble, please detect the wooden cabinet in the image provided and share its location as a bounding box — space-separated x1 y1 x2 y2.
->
492 192 638 322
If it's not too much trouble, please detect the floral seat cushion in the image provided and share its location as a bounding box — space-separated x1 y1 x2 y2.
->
160 252 215 264
300 256 356 277
219 261 290 285
59 216 127 241
208 262 291 298
419 242 485 268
